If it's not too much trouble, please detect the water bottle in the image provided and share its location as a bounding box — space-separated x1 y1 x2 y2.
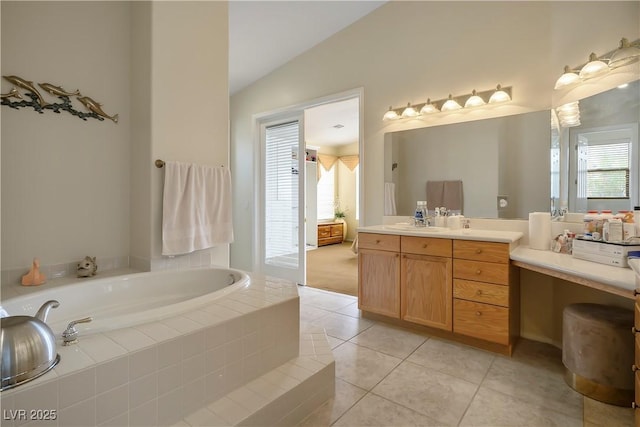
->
414 201 427 227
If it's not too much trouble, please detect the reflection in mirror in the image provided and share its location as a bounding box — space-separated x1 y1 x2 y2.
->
384 111 550 219
556 79 639 214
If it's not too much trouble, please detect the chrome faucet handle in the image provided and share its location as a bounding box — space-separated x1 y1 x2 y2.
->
62 317 92 346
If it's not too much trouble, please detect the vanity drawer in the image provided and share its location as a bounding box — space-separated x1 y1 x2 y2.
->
454 279 509 307
453 240 509 264
454 299 509 345
453 259 509 286
358 233 400 252
401 236 452 257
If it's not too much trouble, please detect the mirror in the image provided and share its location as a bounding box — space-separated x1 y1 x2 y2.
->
554 79 639 214
384 110 551 219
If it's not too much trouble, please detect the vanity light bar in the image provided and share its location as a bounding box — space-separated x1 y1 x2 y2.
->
382 85 512 121
554 37 640 90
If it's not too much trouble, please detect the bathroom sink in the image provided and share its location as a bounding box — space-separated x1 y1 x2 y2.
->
384 224 449 232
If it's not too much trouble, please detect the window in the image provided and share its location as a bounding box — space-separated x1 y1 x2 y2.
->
587 140 630 199
317 165 335 220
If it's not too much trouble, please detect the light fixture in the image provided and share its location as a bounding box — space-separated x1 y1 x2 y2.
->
556 101 581 127
609 37 640 68
383 106 399 121
420 98 439 114
464 90 486 108
401 103 419 118
579 52 609 79
381 84 512 121
488 84 511 104
441 94 462 111
554 65 581 90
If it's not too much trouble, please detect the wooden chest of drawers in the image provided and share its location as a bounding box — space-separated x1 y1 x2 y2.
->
452 240 519 350
318 222 344 246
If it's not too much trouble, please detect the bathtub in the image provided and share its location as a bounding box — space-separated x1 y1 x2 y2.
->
0 267 250 336
0 267 303 426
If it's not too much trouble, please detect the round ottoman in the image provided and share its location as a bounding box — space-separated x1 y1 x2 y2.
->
562 303 634 406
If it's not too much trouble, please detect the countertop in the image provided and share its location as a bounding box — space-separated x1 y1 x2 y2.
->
357 224 523 243
511 246 636 296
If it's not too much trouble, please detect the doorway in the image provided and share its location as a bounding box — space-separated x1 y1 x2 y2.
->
304 97 360 296
254 90 362 296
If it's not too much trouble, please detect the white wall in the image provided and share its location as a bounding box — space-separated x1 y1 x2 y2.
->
230 1 639 271
1 1 131 270
2 1 229 276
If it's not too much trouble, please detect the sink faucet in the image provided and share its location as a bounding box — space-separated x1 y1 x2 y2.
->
62 317 93 346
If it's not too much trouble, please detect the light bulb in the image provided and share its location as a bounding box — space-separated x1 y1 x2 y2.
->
420 99 439 114
488 85 511 104
609 38 640 68
554 66 581 90
383 106 399 121
401 103 419 118
579 53 609 79
464 90 486 108
441 95 462 112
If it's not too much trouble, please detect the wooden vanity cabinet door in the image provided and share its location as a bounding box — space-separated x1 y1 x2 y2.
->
401 252 453 331
358 247 400 318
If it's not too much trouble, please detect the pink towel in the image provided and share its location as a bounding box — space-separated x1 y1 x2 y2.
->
162 161 233 256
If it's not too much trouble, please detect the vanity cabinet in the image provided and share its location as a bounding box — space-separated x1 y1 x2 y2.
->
400 236 452 330
357 233 401 318
452 240 519 350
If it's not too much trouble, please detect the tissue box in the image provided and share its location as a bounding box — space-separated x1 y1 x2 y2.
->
572 238 640 268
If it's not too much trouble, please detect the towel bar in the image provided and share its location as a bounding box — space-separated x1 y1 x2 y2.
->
155 159 224 168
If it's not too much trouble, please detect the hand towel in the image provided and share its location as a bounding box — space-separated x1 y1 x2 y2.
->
384 182 397 215
426 180 463 213
162 161 234 256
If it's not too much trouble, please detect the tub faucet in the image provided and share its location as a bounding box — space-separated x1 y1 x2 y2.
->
62 317 93 346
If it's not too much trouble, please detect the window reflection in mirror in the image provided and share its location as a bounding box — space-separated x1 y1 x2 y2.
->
558 80 639 214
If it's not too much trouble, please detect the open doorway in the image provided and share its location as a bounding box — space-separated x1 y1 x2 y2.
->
304 97 360 296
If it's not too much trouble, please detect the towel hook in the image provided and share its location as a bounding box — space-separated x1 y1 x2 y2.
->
155 159 165 168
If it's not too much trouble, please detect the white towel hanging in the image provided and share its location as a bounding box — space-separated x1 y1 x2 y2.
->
162 161 233 256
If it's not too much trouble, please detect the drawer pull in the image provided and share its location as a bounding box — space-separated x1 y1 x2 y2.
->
475 269 482 275
422 243 428 248
633 402 640 409
376 239 381 244
633 365 639 372
475 248 482 254
476 290 483 296
635 290 640 297
476 311 482 316
633 326 638 335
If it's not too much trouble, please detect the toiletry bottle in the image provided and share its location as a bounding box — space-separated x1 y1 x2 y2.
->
414 201 427 227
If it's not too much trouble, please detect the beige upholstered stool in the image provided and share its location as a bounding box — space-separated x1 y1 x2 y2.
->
562 303 634 406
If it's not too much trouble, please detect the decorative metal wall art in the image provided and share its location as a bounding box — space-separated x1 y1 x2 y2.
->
1 75 118 123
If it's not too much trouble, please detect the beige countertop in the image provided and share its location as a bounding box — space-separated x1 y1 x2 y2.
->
357 224 523 243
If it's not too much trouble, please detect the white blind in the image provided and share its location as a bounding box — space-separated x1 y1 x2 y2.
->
317 164 335 220
587 140 630 199
265 122 299 266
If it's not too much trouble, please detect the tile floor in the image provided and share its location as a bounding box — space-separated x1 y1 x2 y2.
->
296 285 634 427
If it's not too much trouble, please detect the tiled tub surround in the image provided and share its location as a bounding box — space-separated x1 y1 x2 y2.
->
0 274 333 426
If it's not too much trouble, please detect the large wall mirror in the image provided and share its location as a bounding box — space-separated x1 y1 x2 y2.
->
553 79 639 215
384 110 551 219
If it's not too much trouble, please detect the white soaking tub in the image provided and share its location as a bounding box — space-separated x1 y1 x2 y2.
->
0 267 249 335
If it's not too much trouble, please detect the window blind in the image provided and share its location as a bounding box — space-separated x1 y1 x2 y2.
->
265 122 299 265
587 140 630 199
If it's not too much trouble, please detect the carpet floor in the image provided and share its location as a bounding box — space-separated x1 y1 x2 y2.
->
306 241 358 296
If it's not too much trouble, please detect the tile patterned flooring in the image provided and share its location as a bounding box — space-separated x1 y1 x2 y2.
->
296 286 634 427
